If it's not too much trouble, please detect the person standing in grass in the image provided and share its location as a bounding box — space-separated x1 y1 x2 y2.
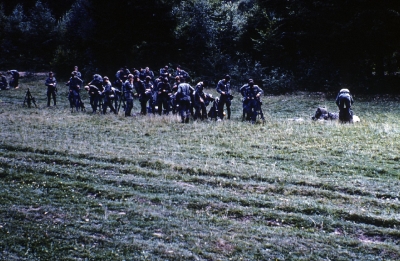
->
193 81 209 120
156 77 172 115
142 76 155 114
88 73 103 92
170 76 181 114
133 75 147 115
239 80 251 121
0 72 8 90
85 84 101 113
66 71 84 112
216 74 232 120
123 74 135 116
243 79 263 124
114 68 125 90
45 71 57 107
336 88 354 122
102 76 117 114
176 76 192 123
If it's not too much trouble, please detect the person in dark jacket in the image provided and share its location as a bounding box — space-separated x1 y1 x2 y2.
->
208 97 220 120
160 65 171 79
133 75 147 115
175 65 189 80
0 72 8 90
141 76 155 114
335 88 354 122
122 66 131 76
170 76 181 114
73 66 81 78
7 70 20 89
88 74 103 91
45 71 57 106
216 74 232 120
66 71 84 112
193 81 209 120
102 76 117 114
143 67 155 80
85 84 101 113
243 79 263 123
239 81 249 121
114 68 126 90
157 77 172 115
123 74 135 116
176 77 192 123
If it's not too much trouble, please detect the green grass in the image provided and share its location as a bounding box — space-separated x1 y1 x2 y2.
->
0 77 399 260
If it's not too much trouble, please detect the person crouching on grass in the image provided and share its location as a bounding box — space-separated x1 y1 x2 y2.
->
336 88 354 123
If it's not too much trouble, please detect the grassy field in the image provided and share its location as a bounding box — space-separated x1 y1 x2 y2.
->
0 77 399 260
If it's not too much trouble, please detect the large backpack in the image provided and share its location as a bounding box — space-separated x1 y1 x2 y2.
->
177 83 191 102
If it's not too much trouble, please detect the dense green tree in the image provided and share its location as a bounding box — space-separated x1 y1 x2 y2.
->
0 0 74 18
1 0 399 93
252 0 400 92
0 4 7 66
2 4 28 68
24 1 57 69
173 0 252 84
53 0 94 78
0 1 57 70
88 0 176 74
53 0 177 79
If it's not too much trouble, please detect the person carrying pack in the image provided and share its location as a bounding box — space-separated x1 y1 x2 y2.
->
335 88 354 122
176 77 192 123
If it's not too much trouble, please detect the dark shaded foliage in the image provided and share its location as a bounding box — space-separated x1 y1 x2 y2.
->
0 0 399 93
252 0 400 93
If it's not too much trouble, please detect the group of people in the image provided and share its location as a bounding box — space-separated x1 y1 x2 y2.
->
57 65 266 123
0 70 20 90
4 64 353 123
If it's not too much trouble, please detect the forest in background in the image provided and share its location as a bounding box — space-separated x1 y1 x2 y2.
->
0 0 399 93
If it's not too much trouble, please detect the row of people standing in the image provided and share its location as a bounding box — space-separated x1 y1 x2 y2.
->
57 66 355 124
120 72 264 123
111 65 191 117
122 73 202 122
114 65 189 89
62 65 192 116
85 73 217 123
55 65 266 123
45 66 81 108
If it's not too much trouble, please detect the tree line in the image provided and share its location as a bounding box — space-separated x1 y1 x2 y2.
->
1 0 399 93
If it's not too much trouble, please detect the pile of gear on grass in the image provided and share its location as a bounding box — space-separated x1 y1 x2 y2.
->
311 88 360 123
0 70 20 90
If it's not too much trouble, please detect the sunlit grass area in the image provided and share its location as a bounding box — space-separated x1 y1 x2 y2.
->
0 78 399 260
